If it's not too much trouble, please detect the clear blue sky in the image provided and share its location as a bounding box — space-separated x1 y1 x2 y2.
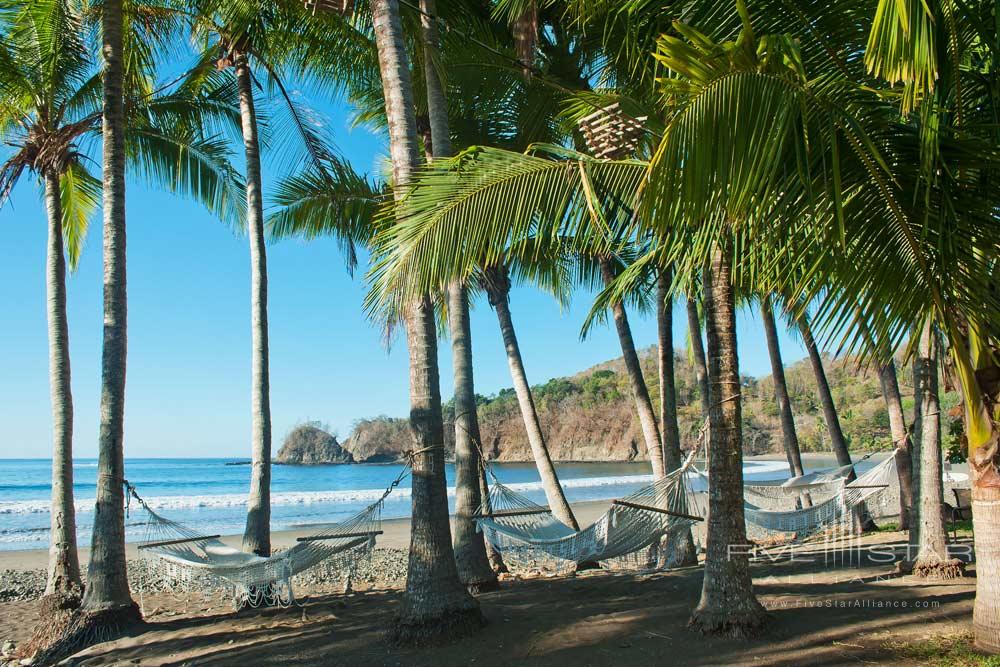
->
0 95 810 459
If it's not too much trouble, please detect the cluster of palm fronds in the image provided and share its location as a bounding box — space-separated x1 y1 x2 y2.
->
358 0 1000 459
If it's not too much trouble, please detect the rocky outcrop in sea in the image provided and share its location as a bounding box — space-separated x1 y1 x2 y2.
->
275 423 354 465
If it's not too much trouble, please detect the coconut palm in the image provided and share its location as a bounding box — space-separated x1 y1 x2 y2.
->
657 265 698 565
863 0 1000 647
906 320 964 577
84 0 136 634
478 262 579 529
878 360 913 529
0 0 241 634
363 0 483 642
369 0 1000 638
759 296 806 483
593 254 666 479
184 0 363 557
0 0 94 604
686 292 710 419
416 0 498 592
797 315 875 530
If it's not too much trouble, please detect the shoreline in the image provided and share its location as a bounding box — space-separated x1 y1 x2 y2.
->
0 452 905 567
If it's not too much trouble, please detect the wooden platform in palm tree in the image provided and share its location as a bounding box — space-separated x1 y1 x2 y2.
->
303 0 354 17
577 103 648 159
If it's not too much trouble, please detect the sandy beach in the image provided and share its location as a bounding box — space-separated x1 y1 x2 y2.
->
0 525 978 666
1 455 980 666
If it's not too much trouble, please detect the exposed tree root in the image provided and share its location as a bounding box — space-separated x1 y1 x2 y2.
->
25 603 142 666
389 606 486 647
688 608 770 640
912 557 966 580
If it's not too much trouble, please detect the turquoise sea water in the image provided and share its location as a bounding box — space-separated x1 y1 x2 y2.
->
0 456 857 551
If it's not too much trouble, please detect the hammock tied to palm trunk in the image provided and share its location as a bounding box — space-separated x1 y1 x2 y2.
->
474 450 702 569
694 454 899 538
126 460 411 610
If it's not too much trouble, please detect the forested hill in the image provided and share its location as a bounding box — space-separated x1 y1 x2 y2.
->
335 348 961 463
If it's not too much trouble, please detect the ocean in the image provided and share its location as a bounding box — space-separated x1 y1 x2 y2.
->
0 456 859 551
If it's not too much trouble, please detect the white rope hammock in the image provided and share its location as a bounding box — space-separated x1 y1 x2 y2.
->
732 456 897 537
474 451 702 569
741 462 858 508
126 464 408 610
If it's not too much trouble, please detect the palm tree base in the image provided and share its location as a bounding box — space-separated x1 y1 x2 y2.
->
688 605 769 639
21 601 141 665
911 557 965 580
38 587 82 612
389 605 486 647
15 591 82 661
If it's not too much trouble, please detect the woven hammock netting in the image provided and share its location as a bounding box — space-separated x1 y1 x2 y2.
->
479 452 903 570
734 455 901 540
127 475 397 610
476 453 703 572
740 462 859 508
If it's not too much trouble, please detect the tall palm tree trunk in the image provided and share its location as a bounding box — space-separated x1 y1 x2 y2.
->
43 170 81 601
908 322 963 578
599 258 665 478
234 50 272 558
760 297 806 479
483 265 578 530
419 0 496 592
879 360 913 530
799 319 875 531
477 463 507 573
29 4 139 661
910 356 923 550
447 281 498 591
689 245 767 638
686 295 710 420
658 268 697 566
81 0 136 617
371 0 481 642
686 288 711 529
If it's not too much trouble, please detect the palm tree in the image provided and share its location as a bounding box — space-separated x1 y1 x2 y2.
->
658 266 697 565
597 256 665 479
865 0 1000 645
2 5 241 657
878 360 913 529
686 293 710 419
481 263 579 529
187 0 357 557
906 321 964 578
0 0 95 604
365 0 483 642
78 0 139 631
417 0 497 592
369 0 999 638
759 296 806 482
798 317 874 530
690 245 767 636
